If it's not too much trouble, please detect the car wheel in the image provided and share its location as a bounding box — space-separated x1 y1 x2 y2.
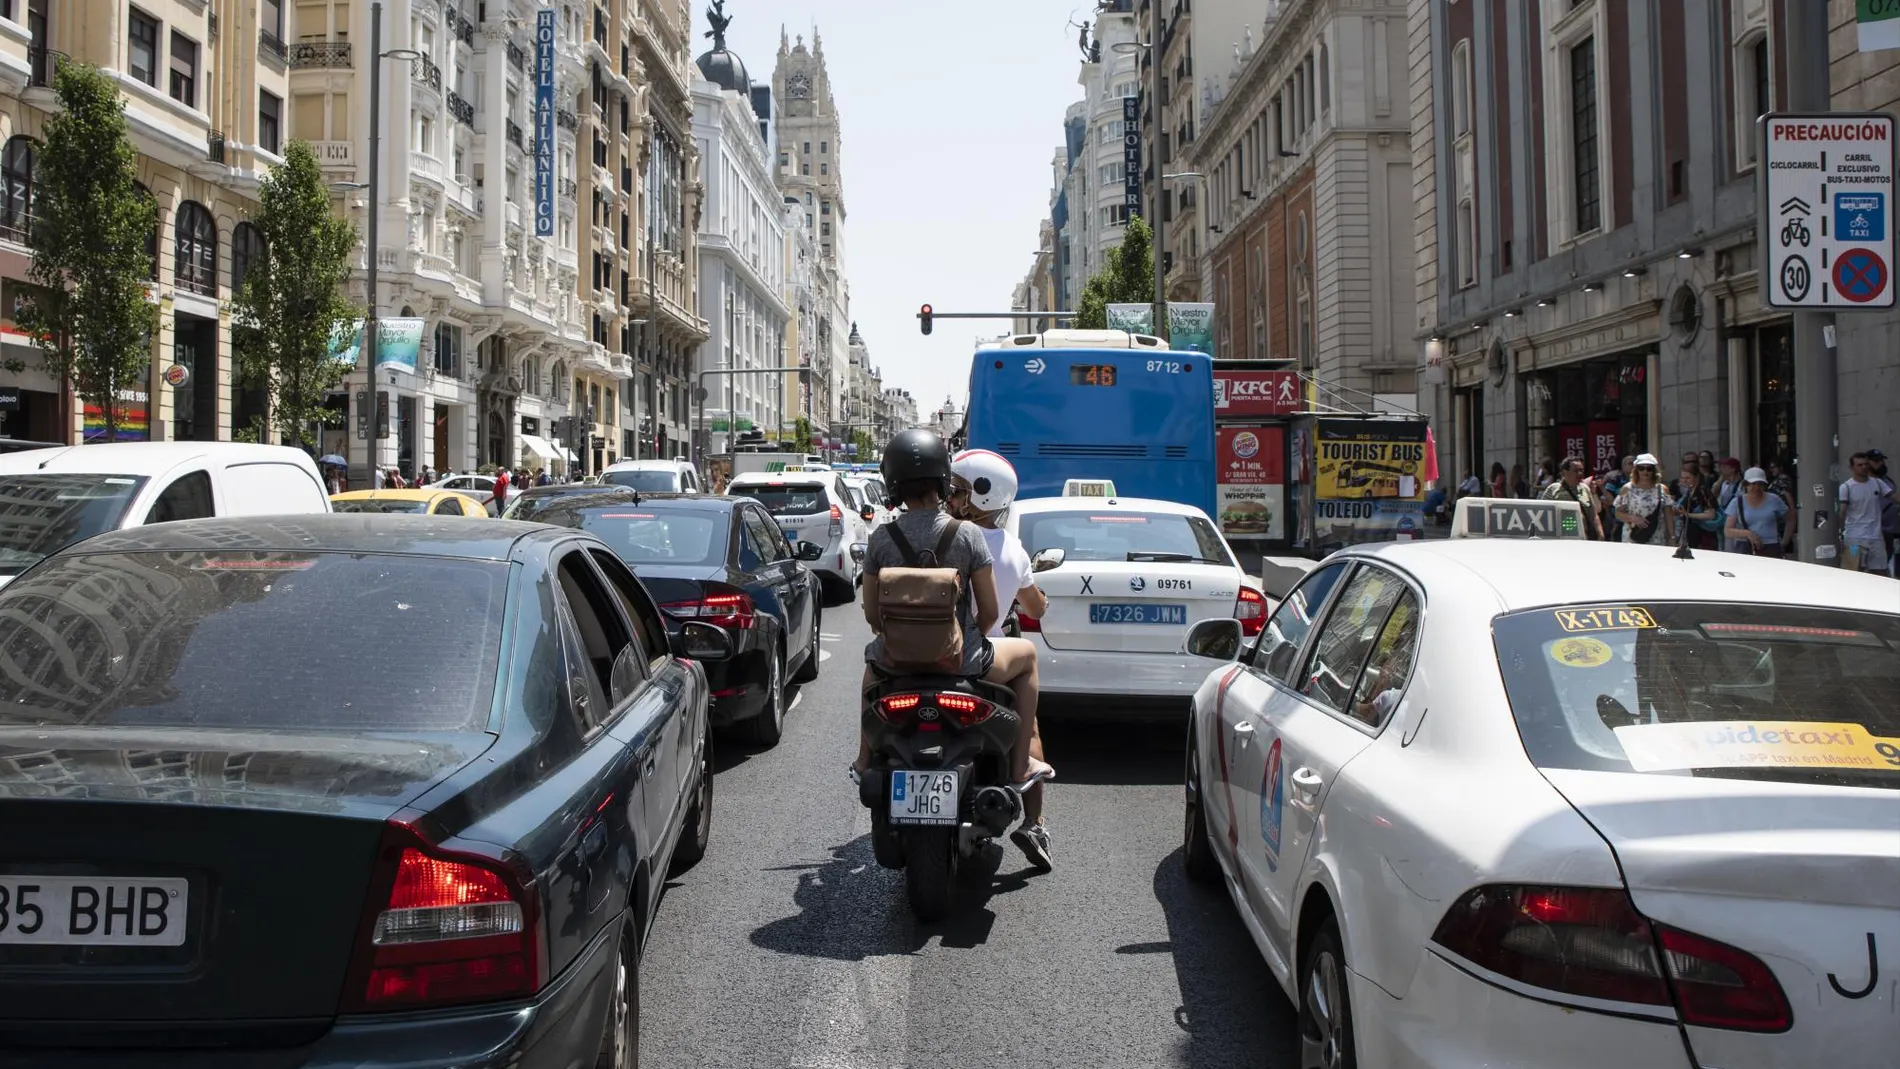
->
592 922 639 1069
668 732 713 873
1182 731 1221 886
735 646 785 747
1299 919 1357 1069
791 604 821 683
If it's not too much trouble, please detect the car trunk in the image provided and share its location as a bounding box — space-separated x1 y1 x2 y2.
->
1542 769 1899 1069
1033 562 1233 652
0 730 487 1047
634 563 727 624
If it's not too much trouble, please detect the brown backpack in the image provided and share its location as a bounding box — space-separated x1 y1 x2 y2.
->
875 520 966 671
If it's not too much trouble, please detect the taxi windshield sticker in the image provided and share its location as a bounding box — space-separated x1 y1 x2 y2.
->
1549 637 1615 668
1555 607 1658 633
1613 721 1900 773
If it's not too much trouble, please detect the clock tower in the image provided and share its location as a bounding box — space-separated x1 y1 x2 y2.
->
772 28 845 274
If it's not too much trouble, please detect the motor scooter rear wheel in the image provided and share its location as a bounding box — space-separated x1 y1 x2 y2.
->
903 827 957 922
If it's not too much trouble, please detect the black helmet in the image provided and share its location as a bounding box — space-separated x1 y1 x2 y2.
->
880 428 952 501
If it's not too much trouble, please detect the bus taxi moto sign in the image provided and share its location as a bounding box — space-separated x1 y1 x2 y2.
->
1759 113 1896 309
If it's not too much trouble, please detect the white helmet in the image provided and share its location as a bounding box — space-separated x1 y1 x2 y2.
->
951 449 1019 514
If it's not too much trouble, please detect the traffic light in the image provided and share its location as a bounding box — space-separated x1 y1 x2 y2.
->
918 304 933 336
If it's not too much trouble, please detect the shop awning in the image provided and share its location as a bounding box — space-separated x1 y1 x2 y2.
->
564 448 580 463
519 433 560 462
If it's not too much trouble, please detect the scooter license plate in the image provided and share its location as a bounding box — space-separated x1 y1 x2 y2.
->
888 769 960 826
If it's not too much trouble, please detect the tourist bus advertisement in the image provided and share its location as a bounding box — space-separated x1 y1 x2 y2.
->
1291 415 1435 550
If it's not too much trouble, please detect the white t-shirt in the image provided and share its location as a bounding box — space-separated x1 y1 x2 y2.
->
1839 476 1894 540
979 526 1034 637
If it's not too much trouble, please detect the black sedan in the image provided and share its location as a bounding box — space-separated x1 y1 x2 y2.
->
502 483 637 522
524 493 823 747
0 515 728 1068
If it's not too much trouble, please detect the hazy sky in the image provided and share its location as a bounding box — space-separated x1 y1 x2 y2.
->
722 1 1089 420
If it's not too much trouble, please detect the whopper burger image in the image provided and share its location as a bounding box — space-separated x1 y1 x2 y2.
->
1220 493 1273 534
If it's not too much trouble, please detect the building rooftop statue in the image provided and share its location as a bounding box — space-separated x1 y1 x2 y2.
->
695 0 750 93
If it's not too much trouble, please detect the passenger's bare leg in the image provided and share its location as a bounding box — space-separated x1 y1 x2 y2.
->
984 637 1047 783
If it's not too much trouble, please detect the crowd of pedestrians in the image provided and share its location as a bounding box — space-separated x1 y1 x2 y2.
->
1454 448 1898 575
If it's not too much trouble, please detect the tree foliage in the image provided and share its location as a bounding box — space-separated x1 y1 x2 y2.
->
1072 213 1156 330
16 62 160 442
849 428 875 459
231 140 361 449
793 415 814 453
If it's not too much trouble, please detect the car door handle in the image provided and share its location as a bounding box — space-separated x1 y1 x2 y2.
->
1232 721 1253 746
1291 767 1324 804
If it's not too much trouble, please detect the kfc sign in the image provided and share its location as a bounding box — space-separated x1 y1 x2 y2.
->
1213 370 1302 417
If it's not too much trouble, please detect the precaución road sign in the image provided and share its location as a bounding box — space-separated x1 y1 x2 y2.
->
1761 113 1897 309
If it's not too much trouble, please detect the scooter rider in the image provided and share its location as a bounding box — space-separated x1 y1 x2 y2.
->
950 448 1054 870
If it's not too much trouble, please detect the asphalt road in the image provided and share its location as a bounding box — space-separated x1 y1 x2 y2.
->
641 608 1299 1069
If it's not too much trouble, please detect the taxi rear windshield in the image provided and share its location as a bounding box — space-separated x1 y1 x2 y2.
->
1018 510 1234 566
1494 603 1900 790
731 484 827 516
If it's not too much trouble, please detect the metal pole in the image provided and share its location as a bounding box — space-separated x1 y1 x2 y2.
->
1787 0 1838 566
1149 0 1165 341
362 1 382 491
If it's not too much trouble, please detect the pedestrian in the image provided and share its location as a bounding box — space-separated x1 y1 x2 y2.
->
1510 463 1530 499
1613 454 1676 545
1870 450 1900 576
1601 455 1634 541
1713 457 1744 514
1539 456 1606 539
493 467 510 513
1839 451 1897 574
1698 450 1718 485
373 465 386 490
1457 470 1482 500
1675 467 1723 551
1724 467 1792 557
1671 451 1702 503
1488 462 1508 499
538 468 552 487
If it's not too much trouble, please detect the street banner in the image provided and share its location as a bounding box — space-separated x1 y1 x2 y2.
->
333 318 426 374
1213 369 1302 417
1588 419 1620 474
1313 417 1430 544
1217 426 1285 540
1106 303 1152 334
534 9 556 237
1121 96 1142 214
1860 1 1900 52
1168 303 1215 355
83 388 150 442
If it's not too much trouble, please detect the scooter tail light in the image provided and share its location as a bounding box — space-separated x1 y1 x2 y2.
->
875 693 921 724
933 691 994 727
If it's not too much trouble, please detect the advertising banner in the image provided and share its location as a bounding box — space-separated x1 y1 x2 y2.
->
1213 369 1302 417
1168 302 1215 355
1587 419 1620 474
332 317 426 374
83 389 150 442
1313 418 1430 544
1106 303 1153 334
1217 425 1285 540
1121 96 1142 213
1559 424 1586 467
533 9 556 238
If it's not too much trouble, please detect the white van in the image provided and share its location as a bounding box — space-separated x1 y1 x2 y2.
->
599 458 705 493
0 442 332 587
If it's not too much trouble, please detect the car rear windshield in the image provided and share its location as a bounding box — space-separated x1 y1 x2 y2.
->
600 469 680 493
334 498 431 514
561 507 726 567
731 483 828 516
0 550 509 732
1494 602 1900 790
503 488 632 522
1018 510 1235 566
0 473 149 577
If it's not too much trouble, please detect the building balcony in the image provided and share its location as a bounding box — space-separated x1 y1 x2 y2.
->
506 42 527 73
445 6 476 46
506 200 523 230
413 152 445 185
414 54 442 93
27 47 67 89
446 90 474 127
289 41 352 69
310 140 354 171
557 108 578 133
260 30 287 62
506 118 525 151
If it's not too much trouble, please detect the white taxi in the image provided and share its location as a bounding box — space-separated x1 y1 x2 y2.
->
1008 490 1267 706
1183 497 1899 1069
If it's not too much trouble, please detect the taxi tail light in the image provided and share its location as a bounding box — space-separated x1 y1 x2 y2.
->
933 691 995 727
875 693 921 725
1234 587 1267 637
828 504 843 538
1430 885 1789 1032
661 585 756 629
341 822 545 1013
1015 610 1041 632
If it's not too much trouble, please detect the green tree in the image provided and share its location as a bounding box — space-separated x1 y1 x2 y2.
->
1072 213 1156 330
793 415 814 453
849 428 875 460
232 141 361 450
16 63 160 442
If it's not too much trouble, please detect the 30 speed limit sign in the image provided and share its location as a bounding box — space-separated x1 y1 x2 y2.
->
1760 113 1897 309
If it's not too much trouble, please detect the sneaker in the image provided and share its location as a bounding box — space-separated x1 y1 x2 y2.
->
1011 822 1053 872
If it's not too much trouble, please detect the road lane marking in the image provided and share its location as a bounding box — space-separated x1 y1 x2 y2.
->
787 805 911 1069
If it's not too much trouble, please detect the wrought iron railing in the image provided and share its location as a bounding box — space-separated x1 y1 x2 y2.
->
207 131 226 163
557 109 578 132
259 30 286 59
288 41 352 68
27 47 66 88
415 54 441 91
507 42 526 71
447 91 475 127
505 119 525 150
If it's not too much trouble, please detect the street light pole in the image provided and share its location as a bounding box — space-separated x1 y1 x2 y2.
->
1149 0 1165 341
363 1 382 490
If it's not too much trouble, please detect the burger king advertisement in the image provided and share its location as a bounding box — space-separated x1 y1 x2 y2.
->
1217 426 1285 540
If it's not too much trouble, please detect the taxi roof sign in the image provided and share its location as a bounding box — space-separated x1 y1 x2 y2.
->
1452 498 1587 540
1063 478 1117 498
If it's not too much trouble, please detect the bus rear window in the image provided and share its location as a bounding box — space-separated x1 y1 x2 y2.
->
1019 511 1233 566
1493 602 1900 790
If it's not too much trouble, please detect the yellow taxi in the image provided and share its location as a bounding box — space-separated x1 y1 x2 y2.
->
329 489 489 517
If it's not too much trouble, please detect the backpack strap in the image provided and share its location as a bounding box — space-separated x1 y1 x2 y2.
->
930 519 963 565
883 524 921 567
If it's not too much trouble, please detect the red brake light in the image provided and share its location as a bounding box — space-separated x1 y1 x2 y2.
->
1234 587 1267 637
934 691 995 726
661 586 756 629
1656 924 1792 1032
1016 610 1041 632
876 693 921 724
829 504 842 521
343 822 544 1012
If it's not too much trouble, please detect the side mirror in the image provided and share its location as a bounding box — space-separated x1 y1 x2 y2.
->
1183 618 1244 661
1031 547 1065 573
849 542 868 563
795 540 824 561
673 621 734 661
860 508 875 522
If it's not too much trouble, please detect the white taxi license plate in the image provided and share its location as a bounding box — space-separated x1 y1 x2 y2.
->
888 770 960 826
0 876 189 946
1089 603 1188 625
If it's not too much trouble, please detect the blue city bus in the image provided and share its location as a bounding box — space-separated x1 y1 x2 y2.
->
963 331 1216 517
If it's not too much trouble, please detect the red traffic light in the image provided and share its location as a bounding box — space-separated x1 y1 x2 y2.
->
919 304 934 335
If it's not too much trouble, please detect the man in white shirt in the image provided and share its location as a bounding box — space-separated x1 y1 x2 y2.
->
1840 451 1897 573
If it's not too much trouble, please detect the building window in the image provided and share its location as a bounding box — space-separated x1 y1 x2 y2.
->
1738 34 1771 168
129 7 160 86
1456 198 1476 288
801 162 809 175
1451 41 1472 138
802 141 810 153
778 152 787 166
1 135 33 242
1569 37 1600 234
819 162 827 175
821 201 830 215
230 221 265 292
169 31 198 108
259 91 282 154
434 322 462 376
1319 45 1330 114
262 0 284 38
174 201 216 296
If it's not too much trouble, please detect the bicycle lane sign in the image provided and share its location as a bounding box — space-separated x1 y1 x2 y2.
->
1760 112 1897 309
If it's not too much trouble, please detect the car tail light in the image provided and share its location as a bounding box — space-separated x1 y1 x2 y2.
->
829 504 842 521
661 585 756 629
1431 885 1790 1031
934 691 995 727
875 693 921 724
1234 587 1267 637
342 822 544 1012
1016 610 1041 633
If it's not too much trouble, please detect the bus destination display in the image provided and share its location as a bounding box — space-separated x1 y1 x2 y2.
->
1069 364 1118 387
